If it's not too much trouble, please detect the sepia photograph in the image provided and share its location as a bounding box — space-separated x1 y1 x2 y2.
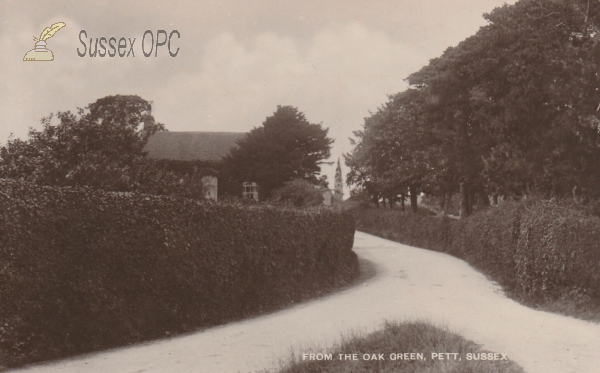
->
1 1 599 372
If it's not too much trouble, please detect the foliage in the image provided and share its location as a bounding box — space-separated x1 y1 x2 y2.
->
347 0 600 210
352 200 600 320
272 178 325 207
0 95 222 200
0 95 165 190
345 89 433 211
0 179 358 368
409 0 600 198
222 106 333 199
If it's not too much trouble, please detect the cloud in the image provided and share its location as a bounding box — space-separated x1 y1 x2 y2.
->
156 24 422 134
0 0 517 185
0 19 427 181
150 22 427 181
0 14 179 143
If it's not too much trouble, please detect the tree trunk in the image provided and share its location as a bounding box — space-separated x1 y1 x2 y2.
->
400 193 405 212
460 182 470 218
409 185 418 213
492 193 499 205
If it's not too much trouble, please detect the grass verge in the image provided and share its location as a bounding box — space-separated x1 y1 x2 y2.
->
268 321 524 373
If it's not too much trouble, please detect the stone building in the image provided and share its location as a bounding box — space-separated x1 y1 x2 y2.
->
144 131 341 204
143 131 245 201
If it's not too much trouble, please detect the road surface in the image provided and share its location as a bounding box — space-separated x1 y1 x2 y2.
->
9 232 600 373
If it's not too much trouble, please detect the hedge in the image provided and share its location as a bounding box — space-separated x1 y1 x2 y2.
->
352 200 600 306
0 180 357 368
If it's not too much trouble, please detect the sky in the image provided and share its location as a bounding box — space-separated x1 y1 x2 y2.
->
0 0 516 185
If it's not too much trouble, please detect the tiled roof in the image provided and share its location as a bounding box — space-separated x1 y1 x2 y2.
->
143 131 246 161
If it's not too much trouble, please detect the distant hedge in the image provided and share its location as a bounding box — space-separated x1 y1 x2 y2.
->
353 200 600 307
0 180 357 368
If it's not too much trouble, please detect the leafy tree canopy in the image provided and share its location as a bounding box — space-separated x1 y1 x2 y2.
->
0 95 165 189
407 0 600 197
222 106 333 199
346 89 432 209
348 0 600 213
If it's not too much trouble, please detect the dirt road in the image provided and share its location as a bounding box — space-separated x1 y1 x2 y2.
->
10 232 600 373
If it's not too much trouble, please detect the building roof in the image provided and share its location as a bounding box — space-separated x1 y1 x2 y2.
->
144 131 246 161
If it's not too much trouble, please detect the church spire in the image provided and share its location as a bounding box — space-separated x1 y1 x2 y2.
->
334 157 343 202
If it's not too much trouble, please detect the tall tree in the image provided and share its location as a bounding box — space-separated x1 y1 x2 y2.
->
0 95 165 189
222 106 332 199
346 89 433 212
348 0 600 215
408 0 600 203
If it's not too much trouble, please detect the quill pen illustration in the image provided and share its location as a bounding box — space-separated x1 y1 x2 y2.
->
24 22 66 61
37 22 66 41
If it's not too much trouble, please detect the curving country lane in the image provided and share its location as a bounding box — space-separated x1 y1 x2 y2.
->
9 232 600 373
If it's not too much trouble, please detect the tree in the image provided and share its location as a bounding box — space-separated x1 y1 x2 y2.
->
345 90 433 212
408 0 600 202
222 106 333 199
347 0 600 215
0 95 165 189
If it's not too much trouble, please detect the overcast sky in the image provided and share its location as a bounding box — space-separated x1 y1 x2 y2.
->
1 0 515 183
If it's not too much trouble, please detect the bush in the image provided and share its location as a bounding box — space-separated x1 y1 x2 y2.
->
0 179 357 368
271 179 325 207
512 200 600 302
352 200 600 314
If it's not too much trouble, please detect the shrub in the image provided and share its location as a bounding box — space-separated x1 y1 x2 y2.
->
0 179 357 368
512 200 600 302
352 200 600 313
271 179 325 207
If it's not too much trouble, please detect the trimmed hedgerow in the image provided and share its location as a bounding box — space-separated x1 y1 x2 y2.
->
352 200 600 312
0 179 357 368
